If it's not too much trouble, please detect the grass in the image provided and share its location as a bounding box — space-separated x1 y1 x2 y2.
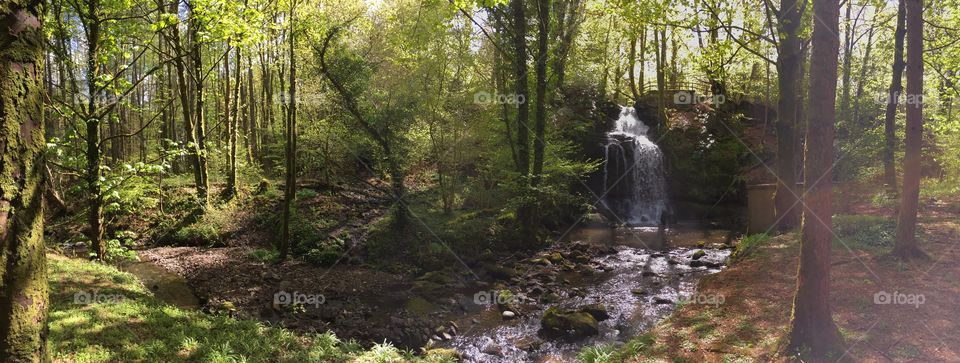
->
730 233 771 262
920 177 960 200
47 254 457 363
831 214 900 251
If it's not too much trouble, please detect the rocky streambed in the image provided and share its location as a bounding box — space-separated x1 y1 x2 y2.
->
99 225 732 363
433 234 731 362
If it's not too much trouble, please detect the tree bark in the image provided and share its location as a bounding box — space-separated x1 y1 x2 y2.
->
786 0 844 356
0 0 49 359
893 0 927 260
225 46 240 198
532 0 549 186
82 0 105 259
511 0 533 242
883 0 906 193
628 31 639 102
189 6 209 204
774 0 802 231
280 5 297 260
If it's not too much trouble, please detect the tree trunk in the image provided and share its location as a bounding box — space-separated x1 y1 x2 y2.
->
628 31 639 102
189 9 209 204
883 0 906 193
280 4 297 259
893 0 927 260
511 0 532 242
226 46 240 198
786 0 843 356
223 47 234 197
774 0 802 231
532 0 549 186
83 0 105 259
0 0 49 359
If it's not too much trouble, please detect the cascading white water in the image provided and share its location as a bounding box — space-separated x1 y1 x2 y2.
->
601 106 668 226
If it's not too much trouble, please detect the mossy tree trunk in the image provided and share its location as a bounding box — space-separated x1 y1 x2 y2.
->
0 0 49 359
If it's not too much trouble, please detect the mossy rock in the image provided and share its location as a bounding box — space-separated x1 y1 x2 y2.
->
547 252 564 264
404 297 435 315
416 270 455 285
691 249 706 260
578 303 610 321
540 307 599 339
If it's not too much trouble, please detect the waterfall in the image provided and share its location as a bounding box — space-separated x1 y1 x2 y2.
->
601 106 668 226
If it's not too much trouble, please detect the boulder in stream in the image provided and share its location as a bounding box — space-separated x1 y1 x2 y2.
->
579 303 610 321
540 307 600 339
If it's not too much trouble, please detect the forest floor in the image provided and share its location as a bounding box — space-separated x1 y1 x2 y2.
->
45 253 462 362
611 192 960 362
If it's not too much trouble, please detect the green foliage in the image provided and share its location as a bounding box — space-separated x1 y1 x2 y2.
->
99 238 139 263
604 333 656 361
170 222 224 246
578 344 617 363
870 189 899 209
920 177 960 200
304 238 346 267
661 108 748 205
832 214 899 250
248 248 281 263
731 233 771 262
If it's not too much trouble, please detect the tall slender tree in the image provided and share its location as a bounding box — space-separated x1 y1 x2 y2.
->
0 0 49 359
882 0 907 193
510 0 533 242
532 0 549 186
786 0 843 355
280 1 297 260
892 0 927 260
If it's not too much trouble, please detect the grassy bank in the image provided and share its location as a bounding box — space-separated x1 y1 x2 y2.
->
46 254 457 363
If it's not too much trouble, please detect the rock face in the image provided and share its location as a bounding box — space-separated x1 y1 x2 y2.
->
539 305 609 339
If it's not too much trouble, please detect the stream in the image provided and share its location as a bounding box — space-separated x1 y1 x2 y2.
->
441 226 732 362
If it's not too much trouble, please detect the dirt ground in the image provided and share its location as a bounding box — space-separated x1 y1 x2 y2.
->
631 196 960 362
